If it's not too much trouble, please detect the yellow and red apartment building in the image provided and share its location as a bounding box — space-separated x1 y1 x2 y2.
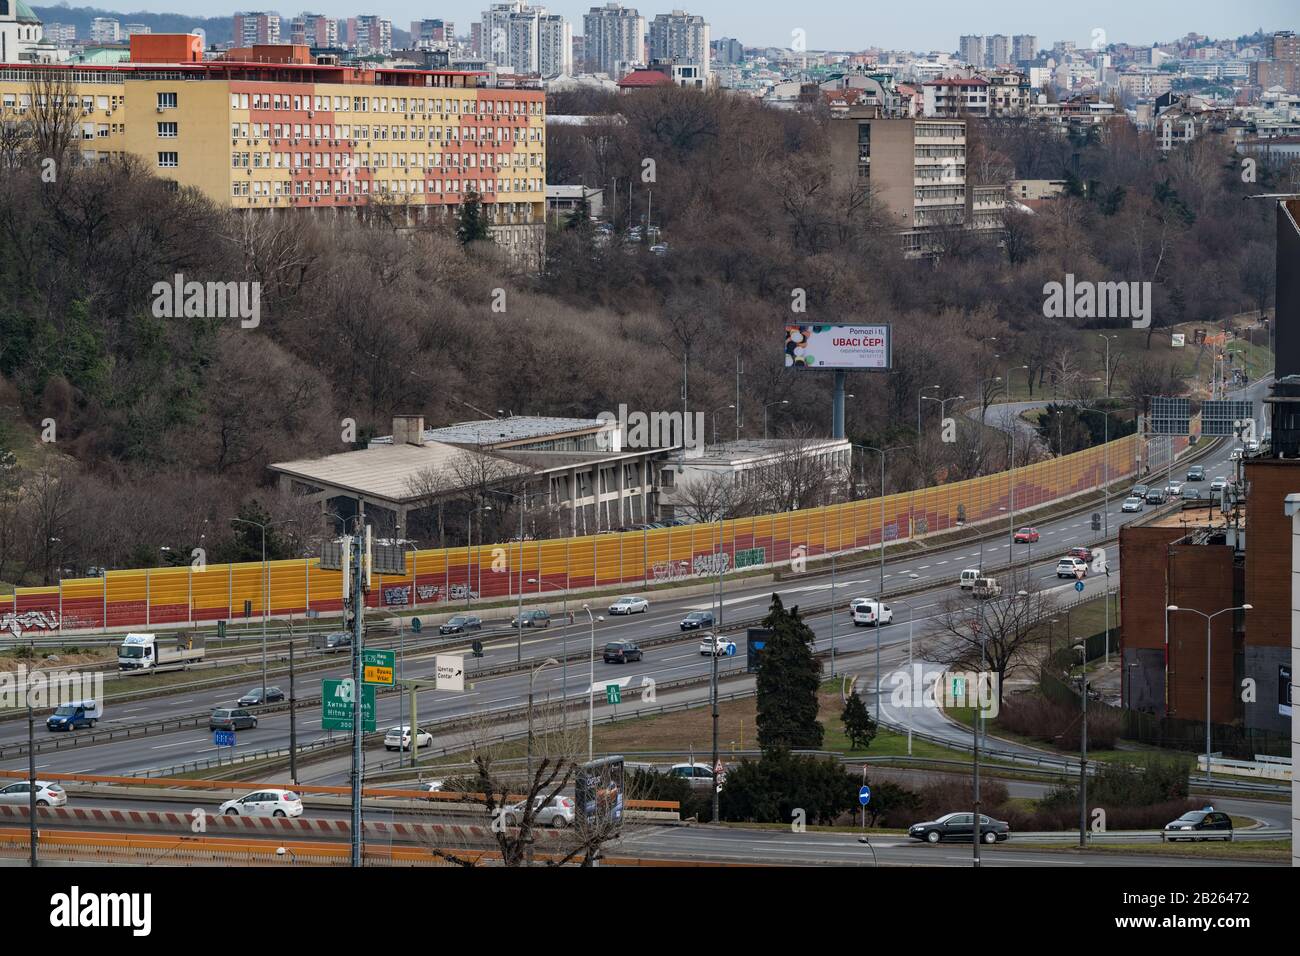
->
0 34 547 256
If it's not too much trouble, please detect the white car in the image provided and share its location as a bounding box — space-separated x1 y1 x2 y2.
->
1121 496 1144 513
852 601 893 626
1165 481 1183 498
1229 448 1243 461
699 634 737 656
218 788 303 818
668 763 720 790
1210 476 1229 492
384 725 434 751
608 596 649 615
492 795 575 829
1056 557 1088 579
0 780 67 808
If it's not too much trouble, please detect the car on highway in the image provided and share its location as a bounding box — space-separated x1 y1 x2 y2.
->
1121 496 1144 513
1144 488 1166 505
0 780 67 808
237 686 284 707
384 725 433 751
668 762 719 790
1131 484 1149 499
680 610 714 630
510 609 551 628
958 569 981 590
909 812 1009 844
603 640 643 663
609 596 649 615
425 780 446 795
492 795 575 829
1186 465 1205 482
218 789 303 818
439 615 482 635
1245 438 1260 453
209 708 257 731
1210 476 1229 493
1161 807 1233 842
1013 527 1039 543
46 699 101 731
1065 547 1092 562
1165 480 1184 498
1182 487 1203 500
699 634 737 657
852 601 893 626
1056 557 1088 579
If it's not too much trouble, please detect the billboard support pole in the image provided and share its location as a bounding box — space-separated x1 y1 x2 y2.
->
832 369 846 439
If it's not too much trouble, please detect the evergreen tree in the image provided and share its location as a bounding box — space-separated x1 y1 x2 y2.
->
840 692 876 750
755 594 823 752
565 193 592 232
456 190 492 245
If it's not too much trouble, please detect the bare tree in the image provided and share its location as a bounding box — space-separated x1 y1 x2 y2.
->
749 429 840 512
675 470 749 523
25 71 83 171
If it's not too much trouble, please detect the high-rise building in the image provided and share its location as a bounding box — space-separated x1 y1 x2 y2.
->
986 34 1009 67
649 9 709 75
353 15 392 56
1012 34 1037 64
410 19 454 48
713 36 742 66
91 17 122 44
959 34 984 67
537 14 572 76
233 12 281 47
481 4 570 77
582 3 644 75
291 14 340 49
45 22 77 47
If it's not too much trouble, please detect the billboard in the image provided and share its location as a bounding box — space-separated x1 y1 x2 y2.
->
575 756 625 827
1281 664 1292 718
784 324 891 370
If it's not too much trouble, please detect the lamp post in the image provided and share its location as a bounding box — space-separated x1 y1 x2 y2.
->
917 384 940 434
230 516 291 703
527 657 559 780
860 443 910 720
922 393 965 436
1097 334 1117 398
529 578 569 727
889 584 921 756
710 404 736 445
581 605 603 762
1165 603 1252 783
763 399 789 440
489 489 529 663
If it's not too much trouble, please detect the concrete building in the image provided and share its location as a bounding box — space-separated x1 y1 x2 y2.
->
90 17 121 44
923 77 990 117
958 34 984 68
986 34 1009 68
291 14 340 49
233 11 281 46
546 183 604 222
0 0 44 62
352 15 392 56
1012 34 1037 65
410 19 454 48
649 8 709 76
582 3 644 76
984 70 1030 115
714 36 742 66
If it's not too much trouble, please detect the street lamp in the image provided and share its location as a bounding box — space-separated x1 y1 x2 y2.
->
230 515 292 703
529 578 569 727
710 404 735 445
1097 334 1117 398
1165 603 1252 782
763 399 789 439
921 393 964 438
917 384 940 434
889 579 921 756
859 443 910 720
581 605 604 762
527 657 559 780
488 489 529 663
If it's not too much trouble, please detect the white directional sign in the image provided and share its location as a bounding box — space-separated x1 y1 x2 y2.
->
436 655 465 692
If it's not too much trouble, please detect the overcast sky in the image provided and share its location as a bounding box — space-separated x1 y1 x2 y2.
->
42 0 1298 50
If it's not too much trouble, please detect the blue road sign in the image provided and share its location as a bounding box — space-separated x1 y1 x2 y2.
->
724 642 736 656
1074 580 1085 593
859 785 871 806
213 730 235 747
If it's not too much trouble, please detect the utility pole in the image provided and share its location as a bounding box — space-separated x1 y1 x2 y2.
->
711 520 722 824
1079 666 1088 849
347 519 367 868
27 685 36 867
289 639 298 785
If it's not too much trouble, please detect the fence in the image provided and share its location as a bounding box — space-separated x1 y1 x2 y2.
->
0 434 1140 636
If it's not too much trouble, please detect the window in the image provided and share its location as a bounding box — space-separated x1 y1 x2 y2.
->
157 122 177 138
158 152 179 168
157 92 177 110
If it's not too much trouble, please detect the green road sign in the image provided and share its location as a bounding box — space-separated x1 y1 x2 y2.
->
363 649 395 686
951 676 966 698
322 679 376 732
605 683 621 705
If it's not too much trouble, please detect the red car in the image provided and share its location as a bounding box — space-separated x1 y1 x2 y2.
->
1066 547 1092 562
1013 527 1039 544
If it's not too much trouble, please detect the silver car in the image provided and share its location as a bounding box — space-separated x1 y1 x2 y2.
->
1121 496 1144 513
493 795 574 828
0 780 67 807
609 596 648 615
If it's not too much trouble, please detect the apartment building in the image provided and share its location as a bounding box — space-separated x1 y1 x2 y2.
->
233 12 281 46
481 3 571 77
0 35 546 259
352 15 392 57
984 70 1030 115
958 34 983 67
1117 68 1173 100
291 14 340 49
583 3 644 76
1012 34 1037 65
649 9 710 76
90 17 121 44
986 34 1009 68
923 77 989 117
44 22 77 48
410 19 454 48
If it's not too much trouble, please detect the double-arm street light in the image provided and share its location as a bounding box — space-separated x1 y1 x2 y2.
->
917 384 940 434
230 516 293 702
1165 603 1252 783
487 489 528 663
1097 334 1118 398
921 393 965 437
527 657 560 780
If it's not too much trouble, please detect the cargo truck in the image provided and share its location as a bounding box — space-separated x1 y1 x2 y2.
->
117 633 205 672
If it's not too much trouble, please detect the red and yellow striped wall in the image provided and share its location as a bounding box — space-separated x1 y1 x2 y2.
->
0 436 1138 634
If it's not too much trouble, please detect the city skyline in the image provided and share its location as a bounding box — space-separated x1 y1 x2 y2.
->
31 0 1299 50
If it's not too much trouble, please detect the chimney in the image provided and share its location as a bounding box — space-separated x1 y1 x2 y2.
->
392 415 426 447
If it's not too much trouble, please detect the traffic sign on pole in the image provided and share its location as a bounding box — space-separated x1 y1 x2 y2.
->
436 655 464 691
363 648 395 686
214 730 235 747
859 785 872 806
322 678 375 732
606 683 622 705
1074 580 1085 593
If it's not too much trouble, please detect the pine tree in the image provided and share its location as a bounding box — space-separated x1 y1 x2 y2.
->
755 593 823 752
841 692 876 751
456 189 492 245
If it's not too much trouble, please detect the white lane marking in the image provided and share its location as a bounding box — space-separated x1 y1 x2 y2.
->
150 737 213 751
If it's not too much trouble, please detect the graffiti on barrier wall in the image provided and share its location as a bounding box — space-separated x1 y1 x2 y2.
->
693 552 730 577
651 560 690 583
1 609 60 638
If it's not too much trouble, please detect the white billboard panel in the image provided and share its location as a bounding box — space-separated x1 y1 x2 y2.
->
784 324 891 370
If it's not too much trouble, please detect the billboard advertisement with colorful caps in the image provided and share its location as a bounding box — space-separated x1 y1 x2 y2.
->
784 324 891 369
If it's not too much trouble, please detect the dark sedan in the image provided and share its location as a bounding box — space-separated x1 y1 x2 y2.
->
439 615 482 635
909 812 1009 845
1162 807 1233 842
602 641 643 664
237 686 284 706
680 611 714 631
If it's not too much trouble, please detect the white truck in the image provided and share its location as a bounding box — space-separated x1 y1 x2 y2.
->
117 633 205 672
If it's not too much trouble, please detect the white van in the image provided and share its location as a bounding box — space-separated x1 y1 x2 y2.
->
959 569 981 590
